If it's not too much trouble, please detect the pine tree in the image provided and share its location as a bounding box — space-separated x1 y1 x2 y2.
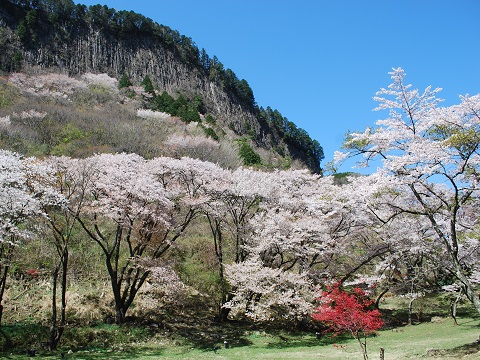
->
141 75 154 94
118 74 132 89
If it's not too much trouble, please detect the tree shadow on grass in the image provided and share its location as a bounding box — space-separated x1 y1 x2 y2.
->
162 315 253 352
0 323 49 353
425 340 480 358
451 340 480 356
263 331 352 350
59 347 167 359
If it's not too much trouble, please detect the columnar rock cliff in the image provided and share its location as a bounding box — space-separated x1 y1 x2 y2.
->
0 0 323 172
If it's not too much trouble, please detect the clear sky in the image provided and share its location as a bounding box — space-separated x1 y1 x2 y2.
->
75 0 480 172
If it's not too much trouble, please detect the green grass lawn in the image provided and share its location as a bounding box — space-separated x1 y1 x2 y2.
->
1 317 478 359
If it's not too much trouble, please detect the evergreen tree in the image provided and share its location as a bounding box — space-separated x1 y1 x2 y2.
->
118 74 132 89
238 140 261 166
16 20 29 44
141 75 154 94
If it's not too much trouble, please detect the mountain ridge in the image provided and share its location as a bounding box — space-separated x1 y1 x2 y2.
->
0 0 323 172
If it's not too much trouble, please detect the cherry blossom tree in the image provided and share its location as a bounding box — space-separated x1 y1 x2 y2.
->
199 173 232 320
224 259 314 324
164 134 221 162
326 174 444 310
40 156 94 349
202 167 282 320
222 170 384 323
69 154 229 324
136 261 190 314
220 169 385 323
68 153 176 324
8 72 87 99
0 150 64 324
299 175 390 283
224 168 283 263
365 209 451 319
246 173 388 284
312 282 383 360
340 68 480 314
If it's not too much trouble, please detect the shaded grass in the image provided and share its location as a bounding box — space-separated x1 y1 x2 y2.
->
0 323 48 352
1 316 478 359
0 291 478 359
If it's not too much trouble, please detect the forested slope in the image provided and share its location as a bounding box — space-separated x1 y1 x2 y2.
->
0 0 324 172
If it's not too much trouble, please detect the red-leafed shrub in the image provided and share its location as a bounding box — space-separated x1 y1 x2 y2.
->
26 269 40 278
312 282 383 360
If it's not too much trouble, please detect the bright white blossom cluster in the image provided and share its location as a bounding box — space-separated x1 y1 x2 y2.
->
0 150 65 244
9 72 86 98
338 67 480 313
86 153 173 227
139 264 190 309
224 260 314 323
136 109 172 121
81 73 118 92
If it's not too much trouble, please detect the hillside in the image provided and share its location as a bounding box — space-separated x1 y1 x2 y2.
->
0 0 323 172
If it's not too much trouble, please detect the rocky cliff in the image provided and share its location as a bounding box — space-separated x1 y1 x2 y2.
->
0 0 323 172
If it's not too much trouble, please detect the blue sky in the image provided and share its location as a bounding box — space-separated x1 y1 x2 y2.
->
75 0 480 172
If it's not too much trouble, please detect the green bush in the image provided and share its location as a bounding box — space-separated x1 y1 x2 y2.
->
238 139 261 166
201 126 219 140
141 75 154 94
118 74 132 89
205 114 216 124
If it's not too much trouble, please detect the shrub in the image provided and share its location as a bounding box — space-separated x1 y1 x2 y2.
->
204 114 216 124
238 139 261 166
312 282 383 360
118 74 132 89
141 75 155 94
201 125 219 141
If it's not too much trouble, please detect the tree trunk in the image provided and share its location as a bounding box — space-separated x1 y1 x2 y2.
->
374 288 389 310
355 334 369 360
424 202 480 316
114 306 126 325
49 248 68 350
450 289 463 325
448 248 480 314
49 265 59 350
215 223 229 321
0 263 9 326
454 268 480 315
109 268 126 325
408 297 415 325
207 215 230 321
108 256 149 325
0 242 14 326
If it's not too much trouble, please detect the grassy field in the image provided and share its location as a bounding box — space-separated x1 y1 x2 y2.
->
1 316 478 359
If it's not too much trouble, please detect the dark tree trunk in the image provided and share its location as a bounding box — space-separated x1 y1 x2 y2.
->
0 265 9 326
374 288 390 310
49 265 59 349
207 215 230 321
0 242 14 326
114 306 126 325
49 247 68 350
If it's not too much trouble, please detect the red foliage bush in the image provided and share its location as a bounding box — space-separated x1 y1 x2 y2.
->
312 282 383 337
312 282 383 359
